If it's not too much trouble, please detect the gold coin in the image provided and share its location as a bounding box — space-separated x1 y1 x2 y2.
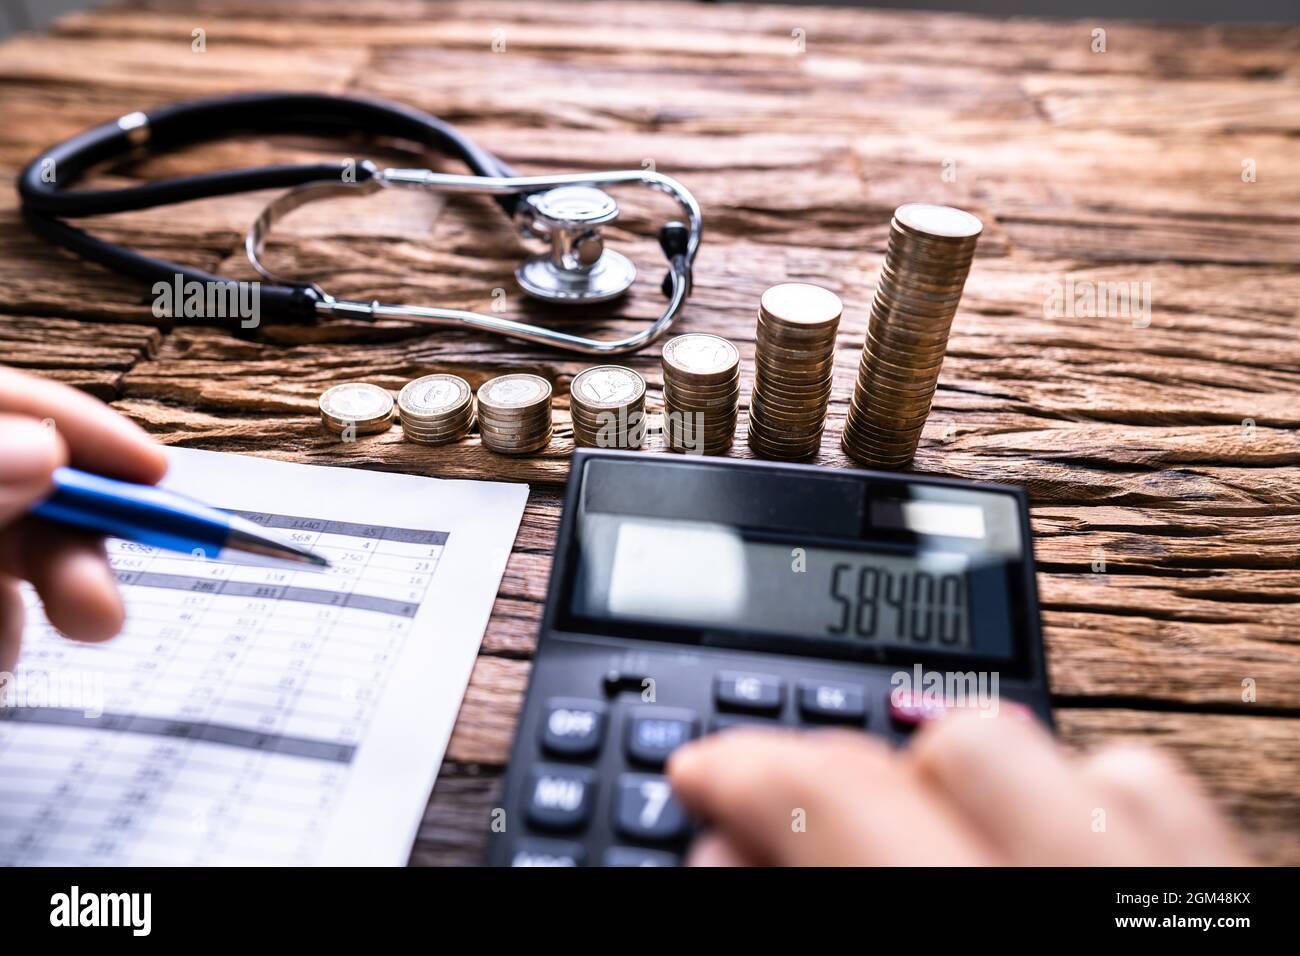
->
663 387 740 411
570 366 646 410
759 283 843 330
892 203 984 241
478 374 552 413
662 333 741 385
398 374 471 420
319 382 395 434
482 431 553 455
321 412 394 436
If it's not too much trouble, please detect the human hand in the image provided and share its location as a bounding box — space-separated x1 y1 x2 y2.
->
667 711 1250 866
0 367 167 671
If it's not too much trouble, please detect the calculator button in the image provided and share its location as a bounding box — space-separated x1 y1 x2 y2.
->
714 671 784 714
541 698 607 758
890 693 1036 730
613 773 690 843
526 765 596 831
625 707 698 767
510 838 585 867
798 680 866 723
603 846 680 867
889 691 948 729
709 714 780 734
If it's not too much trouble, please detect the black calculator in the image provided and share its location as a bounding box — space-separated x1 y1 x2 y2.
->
487 450 1049 867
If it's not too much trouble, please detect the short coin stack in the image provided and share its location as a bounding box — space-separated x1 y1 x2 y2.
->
747 283 842 460
569 366 647 449
843 203 982 469
318 382 395 437
477 373 553 455
398 374 474 446
661 333 741 455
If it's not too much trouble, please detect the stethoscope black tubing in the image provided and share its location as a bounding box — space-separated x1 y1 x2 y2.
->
17 92 521 322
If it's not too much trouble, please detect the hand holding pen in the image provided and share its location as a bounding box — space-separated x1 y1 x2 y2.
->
0 367 168 671
0 367 330 674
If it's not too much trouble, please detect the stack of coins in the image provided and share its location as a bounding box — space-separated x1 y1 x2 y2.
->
569 366 647 450
397 374 475 445
477 373 553 455
843 203 982 469
747 283 842 460
661 333 741 455
318 382 395 437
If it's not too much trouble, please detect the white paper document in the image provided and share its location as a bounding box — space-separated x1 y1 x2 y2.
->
0 448 527 865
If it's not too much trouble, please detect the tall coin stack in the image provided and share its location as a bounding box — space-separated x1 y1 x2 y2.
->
747 283 842 460
569 366 647 450
477 373 553 455
661 333 741 455
842 203 983 469
398 374 475 446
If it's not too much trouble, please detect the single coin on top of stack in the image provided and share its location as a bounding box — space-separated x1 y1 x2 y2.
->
569 366 647 450
319 382 395 436
477 373 553 455
661 333 741 455
843 203 982 469
398 374 475 446
747 283 842 460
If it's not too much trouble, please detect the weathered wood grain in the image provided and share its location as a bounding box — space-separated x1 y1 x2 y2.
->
0 0 1297 864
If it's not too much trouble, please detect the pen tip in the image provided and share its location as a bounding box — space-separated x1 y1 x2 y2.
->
224 518 330 568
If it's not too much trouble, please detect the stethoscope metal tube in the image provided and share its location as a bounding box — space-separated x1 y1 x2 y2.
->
17 92 703 355
244 164 702 355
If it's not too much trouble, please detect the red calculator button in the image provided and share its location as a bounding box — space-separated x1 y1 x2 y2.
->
888 691 948 726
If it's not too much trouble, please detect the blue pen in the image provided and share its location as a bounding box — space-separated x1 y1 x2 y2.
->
31 467 329 568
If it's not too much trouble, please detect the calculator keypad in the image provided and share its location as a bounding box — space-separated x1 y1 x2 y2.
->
798 679 867 724
511 838 585 867
526 765 597 831
714 671 785 714
613 774 690 842
541 698 607 758
508 672 863 865
500 650 1047 866
625 707 698 767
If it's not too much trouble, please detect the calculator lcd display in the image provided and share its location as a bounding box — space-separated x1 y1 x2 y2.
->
571 514 1014 660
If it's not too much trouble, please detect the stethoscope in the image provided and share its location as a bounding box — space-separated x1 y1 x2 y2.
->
18 92 702 355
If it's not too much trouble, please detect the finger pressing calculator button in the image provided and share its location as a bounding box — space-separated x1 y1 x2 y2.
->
510 838 585 867
613 773 690 843
603 846 680 867
625 707 698 767
715 671 784 714
526 765 596 832
888 691 948 730
798 680 866 723
541 698 607 758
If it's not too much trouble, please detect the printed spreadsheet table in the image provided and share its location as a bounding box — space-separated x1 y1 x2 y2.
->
0 449 528 866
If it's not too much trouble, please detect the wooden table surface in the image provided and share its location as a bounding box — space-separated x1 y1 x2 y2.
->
1 0 1297 864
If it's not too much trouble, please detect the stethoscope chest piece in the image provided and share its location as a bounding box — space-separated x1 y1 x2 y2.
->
514 185 636 303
